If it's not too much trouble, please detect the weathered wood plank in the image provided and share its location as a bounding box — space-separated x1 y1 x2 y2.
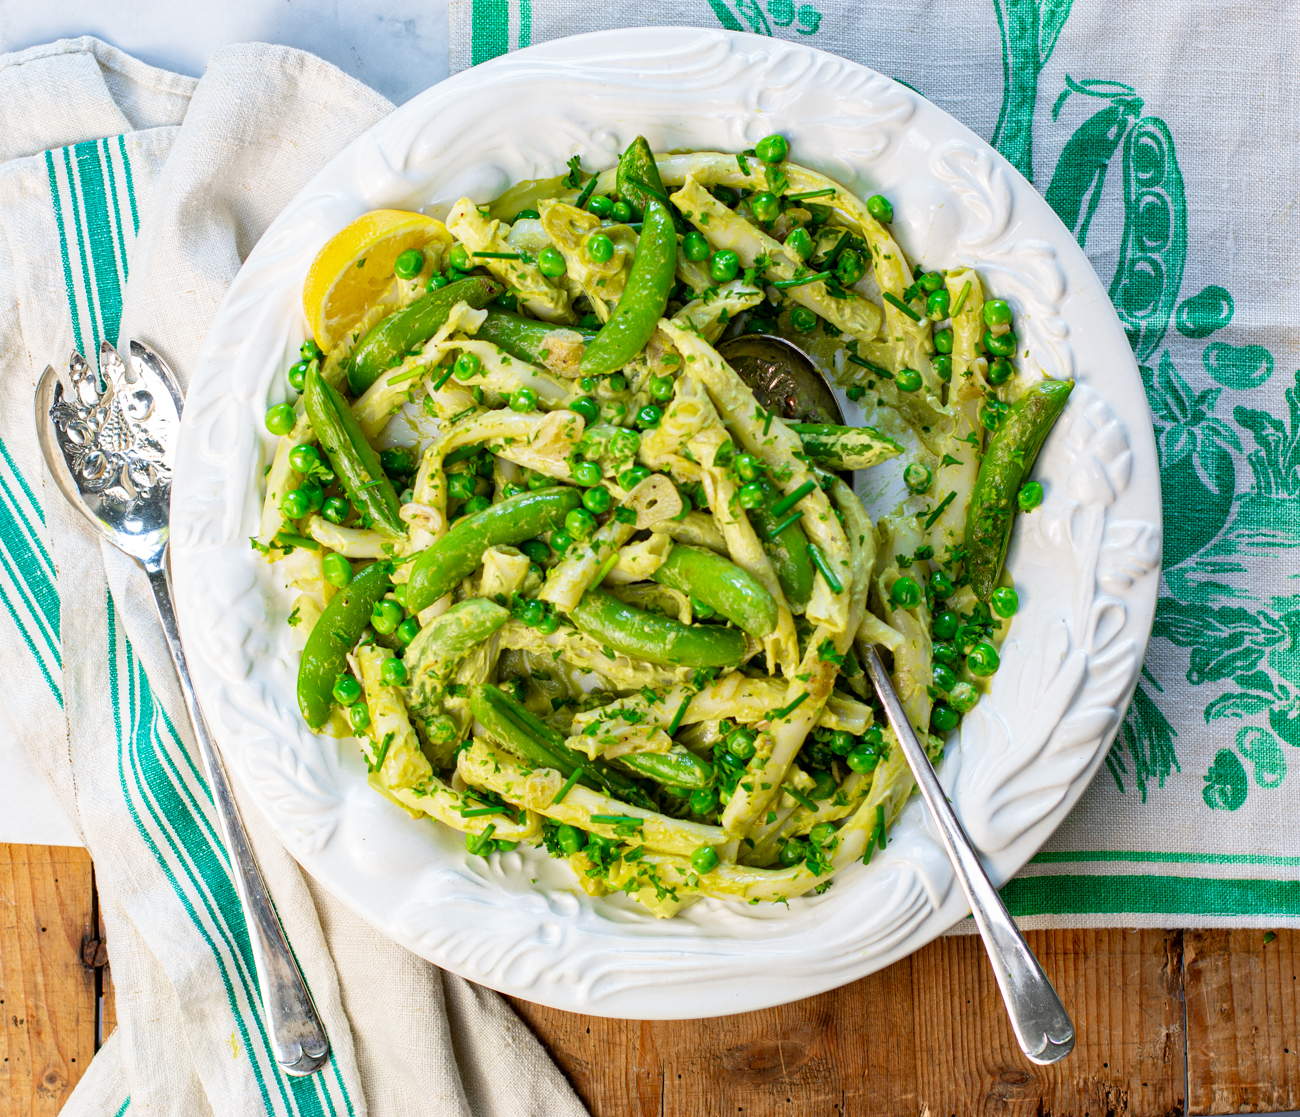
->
510 929 1186 1117
0 845 96 1117
1185 927 1300 1115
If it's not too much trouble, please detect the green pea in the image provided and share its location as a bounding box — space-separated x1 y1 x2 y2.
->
737 481 765 509
690 846 720 874
603 401 628 424
565 507 597 539
790 306 817 333
571 460 602 487
514 208 541 221
537 246 567 278
509 386 538 413
778 839 807 867
949 681 979 714
836 249 865 286
984 329 1016 357
332 674 362 705
691 598 715 620
516 540 549 565
462 494 491 516
931 354 953 382
931 704 960 733
288 444 320 473
755 134 789 163
866 194 893 223
588 195 613 218
809 821 837 848
727 728 757 759
683 230 710 262
933 328 954 354
447 473 475 501
453 351 482 380
607 373 629 392
966 641 1000 677
830 730 856 756
983 299 1012 326
287 361 309 392
846 748 879 774
448 244 471 272
568 397 600 423
689 787 718 814
1017 481 1043 512
648 375 675 402
611 199 634 223
932 609 959 639
494 293 518 311
709 250 740 283
349 701 371 731
751 191 780 222
895 368 923 393
322 496 349 524
574 375 596 394
890 575 922 608
618 465 651 490
636 404 663 429
280 489 310 519
371 599 403 634
427 273 449 291
557 823 586 855
991 586 1020 618
582 486 612 514
811 770 837 799
930 570 955 598
394 248 424 280
550 529 574 556
301 339 323 362
578 313 600 329
265 403 296 436
785 227 813 260
734 453 762 482
380 447 416 476
610 429 641 459
519 599 545 627
933 640 958 666
986 356 1013 386
926 289 951 321
323 553 353 588
586 232 614 263
932 662 957 693
904 462 932 493
395 617 421 645
380 657 408 687
536 612 560 635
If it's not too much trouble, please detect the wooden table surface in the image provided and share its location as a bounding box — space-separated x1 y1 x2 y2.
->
3 843 1296 1116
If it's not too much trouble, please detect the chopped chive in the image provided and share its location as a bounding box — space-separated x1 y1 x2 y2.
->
627 175 669 203
846 352 893 379
771 270 831 290
387 362 429 386
883 291 922 321
736 152 752 176
772 480 816 517
667 695 692 735
590 814 643 826
443 444 480 465
785 187 836 201
552 766 584 805
763 410 775 435
825 230 852 269
952 280 972 317
784 785 818 812
274 531 319 551
809 543 844 593
431 364 457 391
575 172 600 210
877 803 887 849
770 691 810 720
372 731 395 771
772 509 804 535
923 490 957 530
473 250 525 260
459 806 503 817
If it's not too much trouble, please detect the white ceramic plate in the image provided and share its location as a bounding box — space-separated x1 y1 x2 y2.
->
170 27 1162 1020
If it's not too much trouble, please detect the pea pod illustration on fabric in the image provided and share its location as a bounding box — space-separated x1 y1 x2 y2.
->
1143 352 1238 568
1203 341 1275 391
1203 747 1249 810
704 0 822 37
991 0 1077 181
1109 116 1188 363
1045 78 1143 246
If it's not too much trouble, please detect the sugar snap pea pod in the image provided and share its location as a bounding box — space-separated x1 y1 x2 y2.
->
613 746 714 791
746 477 814 611
304 364 404 537
788 423 903 470
348 276 501 395
297 560 391 727
571 588 746 669
965 379 1074 600
405 488 580 613
651 545 778 639
470 683 653 808
578 198 676 378
615 135 669 216
474 310 599 368
1109 116 1187 362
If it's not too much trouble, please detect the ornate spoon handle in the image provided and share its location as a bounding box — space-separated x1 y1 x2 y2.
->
864 646 1075 1065
148 564 331 1076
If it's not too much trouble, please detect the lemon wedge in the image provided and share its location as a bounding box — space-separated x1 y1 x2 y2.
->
303 210 452 353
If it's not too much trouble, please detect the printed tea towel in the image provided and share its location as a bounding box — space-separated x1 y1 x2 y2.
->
451 0 1300 927
0 36 586 1117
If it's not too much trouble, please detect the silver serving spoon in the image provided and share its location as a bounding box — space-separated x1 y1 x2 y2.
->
722 333 1075 1065
35 340 330 1077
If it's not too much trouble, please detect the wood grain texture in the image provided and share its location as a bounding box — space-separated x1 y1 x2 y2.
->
510 929 1186 1117
1184 927 1300 1115
0 846 96 1117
